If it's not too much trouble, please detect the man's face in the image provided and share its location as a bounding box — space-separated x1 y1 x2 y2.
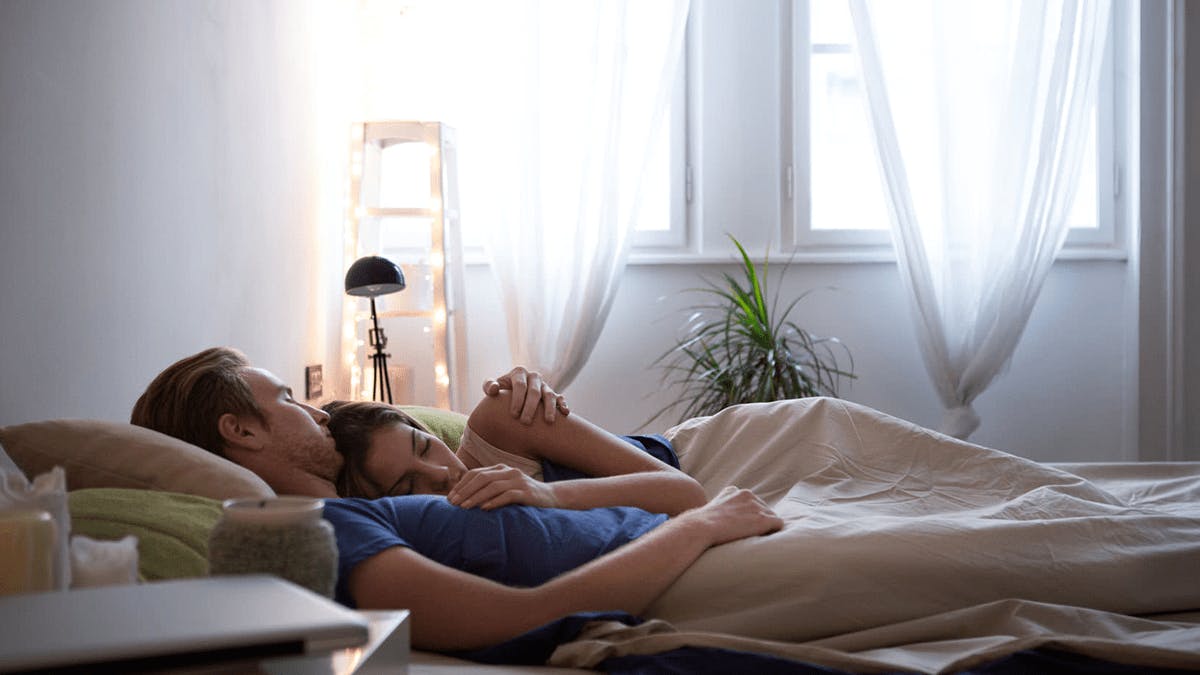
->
241 368 343 481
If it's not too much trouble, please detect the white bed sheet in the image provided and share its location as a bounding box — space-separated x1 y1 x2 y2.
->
543 398 1200 673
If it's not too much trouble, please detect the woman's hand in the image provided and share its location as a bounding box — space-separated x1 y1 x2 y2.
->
482 367 570 425
679 486 783 546
447 464 560 510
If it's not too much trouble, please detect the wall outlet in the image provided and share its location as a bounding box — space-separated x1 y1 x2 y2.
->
305 365 323 400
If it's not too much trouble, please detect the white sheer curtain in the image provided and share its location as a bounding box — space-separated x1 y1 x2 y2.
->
847 0 1111 439
478 0 689 389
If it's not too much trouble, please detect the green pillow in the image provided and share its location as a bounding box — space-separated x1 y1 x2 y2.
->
399 405 468 451
69 488 223 582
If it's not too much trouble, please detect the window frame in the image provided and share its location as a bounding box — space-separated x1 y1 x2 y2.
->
775 0 1130 262
631 13 693 251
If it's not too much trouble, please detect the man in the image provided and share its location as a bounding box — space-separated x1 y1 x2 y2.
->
130 347 570 498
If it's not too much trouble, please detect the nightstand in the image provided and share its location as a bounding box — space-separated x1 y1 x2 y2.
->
261 610 410 675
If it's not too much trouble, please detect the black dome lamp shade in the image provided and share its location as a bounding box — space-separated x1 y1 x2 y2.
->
345 255 406 297
344 256 406 403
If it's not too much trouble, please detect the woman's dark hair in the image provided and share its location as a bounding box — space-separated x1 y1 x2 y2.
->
321 400 429 498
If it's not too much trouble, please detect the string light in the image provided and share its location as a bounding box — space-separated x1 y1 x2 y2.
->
342 122 460 407
360 366 374 399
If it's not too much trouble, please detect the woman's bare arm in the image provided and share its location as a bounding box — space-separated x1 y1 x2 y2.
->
451 392 707 515
349 488 781 651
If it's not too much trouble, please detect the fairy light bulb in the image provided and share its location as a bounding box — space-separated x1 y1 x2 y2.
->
361 367 374 399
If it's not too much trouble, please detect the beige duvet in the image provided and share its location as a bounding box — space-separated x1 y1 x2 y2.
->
549 398 1200 673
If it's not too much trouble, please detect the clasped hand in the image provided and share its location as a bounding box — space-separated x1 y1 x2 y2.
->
483 366 570 425
446 464 559 510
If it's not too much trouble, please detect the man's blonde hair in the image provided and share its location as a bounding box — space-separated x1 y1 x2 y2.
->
131 347 264 457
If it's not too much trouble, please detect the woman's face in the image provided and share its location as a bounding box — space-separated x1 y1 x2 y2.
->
360 423 468 498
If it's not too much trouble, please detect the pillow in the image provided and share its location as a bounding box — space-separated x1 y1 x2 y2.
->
0 420 274 501
399 405 468 450
0 408 468 502
69 488 223 582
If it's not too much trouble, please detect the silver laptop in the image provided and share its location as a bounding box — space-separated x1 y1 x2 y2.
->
0 575 369 673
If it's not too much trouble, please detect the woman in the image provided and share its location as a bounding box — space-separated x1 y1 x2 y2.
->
323 368 707 515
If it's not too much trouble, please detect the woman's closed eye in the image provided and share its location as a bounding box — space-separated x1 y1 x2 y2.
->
382 473 413 497
376 431 437 497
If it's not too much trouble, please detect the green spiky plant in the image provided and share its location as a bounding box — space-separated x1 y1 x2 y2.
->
648 235 855 426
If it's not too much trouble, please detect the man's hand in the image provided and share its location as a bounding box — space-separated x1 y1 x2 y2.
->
482 366 570 425
446 464 559 510
681 486 783 546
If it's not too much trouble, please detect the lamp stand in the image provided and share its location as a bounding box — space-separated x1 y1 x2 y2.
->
367 297 393 404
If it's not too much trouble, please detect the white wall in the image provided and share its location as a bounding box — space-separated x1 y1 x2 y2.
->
1136 0 1200 461
0 0 344 425
1183 1 1200 457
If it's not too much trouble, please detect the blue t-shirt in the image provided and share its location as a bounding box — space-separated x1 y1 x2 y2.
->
322 496 668 607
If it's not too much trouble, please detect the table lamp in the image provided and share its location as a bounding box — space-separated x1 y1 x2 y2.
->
345 256 406 403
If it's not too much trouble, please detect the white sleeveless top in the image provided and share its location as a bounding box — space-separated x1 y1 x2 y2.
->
456 424 544 480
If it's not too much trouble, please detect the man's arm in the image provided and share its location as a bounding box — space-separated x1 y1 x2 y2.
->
482 366 570 424
348 487 782 651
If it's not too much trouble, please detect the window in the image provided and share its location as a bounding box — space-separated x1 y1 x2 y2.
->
624 24 691 249
421 0 1128 263
782 0 1128 257
631 34 690 249
795 0 891 247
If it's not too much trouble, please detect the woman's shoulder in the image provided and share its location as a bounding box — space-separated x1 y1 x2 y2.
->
457 425 544 477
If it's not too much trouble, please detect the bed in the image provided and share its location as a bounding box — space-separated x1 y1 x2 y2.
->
3 398 1199 674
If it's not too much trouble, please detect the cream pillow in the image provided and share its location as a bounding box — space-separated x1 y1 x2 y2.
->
0 420 274 500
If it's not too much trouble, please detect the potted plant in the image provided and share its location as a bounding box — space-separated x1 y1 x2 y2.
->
648 235 855 425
